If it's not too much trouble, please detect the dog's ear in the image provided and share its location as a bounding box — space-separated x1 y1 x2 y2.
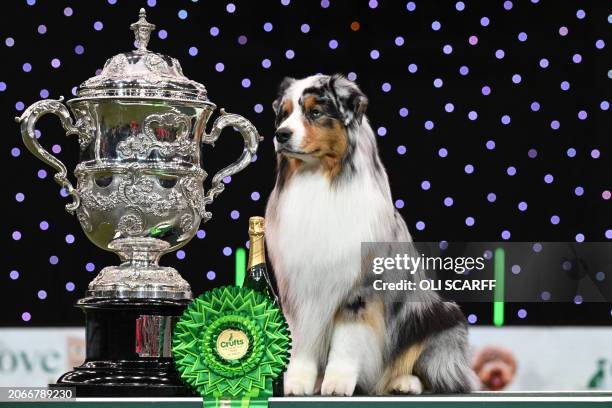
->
329 74 368 126
272 77 295 114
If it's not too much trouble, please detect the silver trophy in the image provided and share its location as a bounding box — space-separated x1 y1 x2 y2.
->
16 9 259 301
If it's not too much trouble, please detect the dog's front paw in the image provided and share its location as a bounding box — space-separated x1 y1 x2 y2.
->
321 368 358 396
388 374 423 395
284 360 318 396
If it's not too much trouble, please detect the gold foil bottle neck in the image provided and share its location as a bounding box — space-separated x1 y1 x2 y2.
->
248 216 265 236
247 216 265 269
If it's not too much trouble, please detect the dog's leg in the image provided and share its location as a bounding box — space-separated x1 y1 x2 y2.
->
378 343 425 395
283 307 331 395
321 299 384 396
284 354 319 396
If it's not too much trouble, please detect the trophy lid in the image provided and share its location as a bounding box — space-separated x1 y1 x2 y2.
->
73 9 209 104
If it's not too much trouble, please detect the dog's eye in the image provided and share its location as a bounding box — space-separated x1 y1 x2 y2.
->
310 108 322 119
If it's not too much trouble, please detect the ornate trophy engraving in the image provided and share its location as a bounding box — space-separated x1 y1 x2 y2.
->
15 9 260 396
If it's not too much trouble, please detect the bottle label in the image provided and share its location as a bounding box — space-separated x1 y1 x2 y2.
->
216 329 249 361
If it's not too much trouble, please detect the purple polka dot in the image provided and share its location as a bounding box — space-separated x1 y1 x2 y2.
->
559 26 568 36
215 62 225 72
93 21 103 31
300 24 310 34
10 270 19 280
518 201 528 211
465 217 475 227
15 193 25 202
86 262 95 272
591 149 600 159
533 243 543 252
517 309 527 319
251 191 260 201
206 270 216 280
469 35 478 45
480 17 490 27
176 250 186 260
528 148 537 158
495 49 505 59
230 210 240 220
487 193 497 202
541 291 551 301
397 145 407 155
444 197 454 207
507 166 517 176
238 35 247 44
486 140 496 150
482 86 491 95
421 180 431 190
49 255 59 265
416 221 426 231
223 247 233 256
550 120 560 130
550 215 560 225
12 231 21 240
395 199 405 209
197 230 206 239
512 265 521 274
65 234 75 244
501 115 511 125
575 233 585 243
65 282 75 292
531 101 540 111
39 221 49 230
438 148 448 158
544 174 554 184
467 314 477 324
38 290 47 300
445 103 454 113
501 230 511 240
464 164 474 174
22 312 31 322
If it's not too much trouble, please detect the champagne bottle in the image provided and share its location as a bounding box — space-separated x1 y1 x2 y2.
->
245 216 280 306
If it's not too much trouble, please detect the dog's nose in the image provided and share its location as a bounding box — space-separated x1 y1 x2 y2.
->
275 128 292 144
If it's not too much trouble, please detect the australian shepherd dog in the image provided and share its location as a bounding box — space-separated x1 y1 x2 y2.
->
265 74 477 396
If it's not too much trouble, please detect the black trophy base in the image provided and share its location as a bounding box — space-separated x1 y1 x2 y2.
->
51 297 195 397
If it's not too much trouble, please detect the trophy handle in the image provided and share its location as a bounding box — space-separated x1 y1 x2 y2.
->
15 97 84 214
201 108 260 221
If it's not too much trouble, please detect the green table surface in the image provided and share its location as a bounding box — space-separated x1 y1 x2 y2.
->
2 392 612 407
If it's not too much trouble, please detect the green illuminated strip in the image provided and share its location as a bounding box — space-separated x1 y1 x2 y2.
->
235 248 246 287
493 247 505 327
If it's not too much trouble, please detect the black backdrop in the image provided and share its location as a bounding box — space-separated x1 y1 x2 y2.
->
2 0 610 326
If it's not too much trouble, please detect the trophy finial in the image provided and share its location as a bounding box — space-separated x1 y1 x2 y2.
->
130 8 156 51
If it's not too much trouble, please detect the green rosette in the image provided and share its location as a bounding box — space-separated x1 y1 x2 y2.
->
172 286 290 407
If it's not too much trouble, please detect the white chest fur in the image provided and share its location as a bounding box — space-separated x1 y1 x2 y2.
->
266 168 392 313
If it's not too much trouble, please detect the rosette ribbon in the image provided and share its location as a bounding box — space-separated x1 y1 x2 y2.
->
173 286 290 408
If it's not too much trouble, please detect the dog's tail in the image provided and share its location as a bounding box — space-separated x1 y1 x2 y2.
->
414 324 480 393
